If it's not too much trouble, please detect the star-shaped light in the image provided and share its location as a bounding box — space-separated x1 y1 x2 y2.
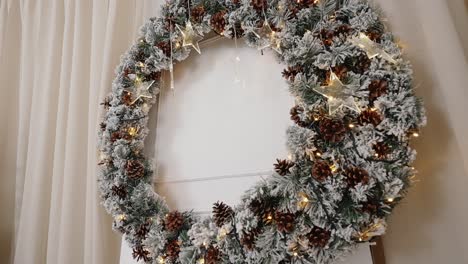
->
126 77 155 105
253 21 282 54
313 72 361 115
176 21 203 54
350 33 396 64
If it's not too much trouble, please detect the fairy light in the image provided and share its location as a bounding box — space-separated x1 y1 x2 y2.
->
412 132 420 138
198 258 205 264
287 153 293 160
116 214 126 221
315 152 322 157
330 164 338 173
293 252 298 257
387 197 394 203
348 123 355 128
158 256 166 263
267 214 273 220
127 127 138 137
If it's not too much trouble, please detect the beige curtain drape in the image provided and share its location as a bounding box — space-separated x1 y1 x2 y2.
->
0 0 467 264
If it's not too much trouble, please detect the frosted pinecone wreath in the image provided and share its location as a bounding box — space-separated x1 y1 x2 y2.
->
97 0 426 263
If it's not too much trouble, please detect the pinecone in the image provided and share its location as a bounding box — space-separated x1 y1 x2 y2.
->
111 185 127 200
319 29 335 47
361 200 379 215
368 79 388 101
250 199 277 224
357 109 382 126
274 159 295 176
241 229 260 250
366 28 383 43
110 131 122 142
319 119 347 143
100 122 106 131
212 201 234 227
290 106 308 127
132 246 151 262
156 41 171 57
335 24 352 36
282 66 303 82
251 0 267 12
353 55 372 74
205 246 221 264
307 226 331 248
275 212 295 233
344 167 370 187
191 5 206 23
125 160 145 179
164 211 184 231
165 240 180 260
210 11 227 34
331 65 348 80
122 91 133 106
311 161 332 182
148 71 162 81
373 142 391 158
136 222 151 239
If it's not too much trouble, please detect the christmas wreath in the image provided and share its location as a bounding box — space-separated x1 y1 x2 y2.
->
98 0 426 263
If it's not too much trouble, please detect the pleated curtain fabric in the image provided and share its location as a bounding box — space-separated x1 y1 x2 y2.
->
0 0 467 264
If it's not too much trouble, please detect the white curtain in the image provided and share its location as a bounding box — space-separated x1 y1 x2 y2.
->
0 0 467 264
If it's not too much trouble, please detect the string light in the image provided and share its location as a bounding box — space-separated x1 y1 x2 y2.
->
267 214 273 220
315 152 322 157
158 256 166 263
330 164 338 173
287 153 293 160
386 197 394 203
197 258 205 264
127 127 138 137
293 252 298 257
348 123 355 128
116 214 126 221
412 132 420 138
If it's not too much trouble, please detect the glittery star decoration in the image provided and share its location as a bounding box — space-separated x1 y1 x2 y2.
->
126 77 155 105
253 21 282 54
176 21 203 54
350 32 397 64
313 72 361 115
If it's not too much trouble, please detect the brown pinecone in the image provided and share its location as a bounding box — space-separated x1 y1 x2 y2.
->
319 29 335 47
282 66 303 82
241 229 260 250
136 222 151 239
251 0 267 12
274 159 295 176
275 212 295 233
361 201 379 214
122 91 133 106
335 24 352 35
191 5 206 23
307 226 331 248
205 245 221 264
212 201 234 227
250 199 276 224
344 167 370 187
331 65 348 80
125 160 145 179
319 119 347 143
148 71 161 81
110 131 122 142
373 142 391 158
111 185 127 200
132 246 151 262
357 109 382 126
366 28 382 43
210 11 227 34
156 41 171 57
164 211 184 231
368 79 388 101
353 55 372 74
311 161 333 182
290 106 308 127
165 240 180 260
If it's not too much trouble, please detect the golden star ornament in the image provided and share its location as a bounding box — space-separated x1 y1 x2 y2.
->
126 77 155 105
313 72 361 115
350 33 396 64
176 21 203 54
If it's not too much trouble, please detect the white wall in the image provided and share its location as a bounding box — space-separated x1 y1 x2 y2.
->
120 38 372 264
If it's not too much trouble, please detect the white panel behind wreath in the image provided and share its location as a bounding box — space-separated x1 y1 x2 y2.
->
120 39 372 264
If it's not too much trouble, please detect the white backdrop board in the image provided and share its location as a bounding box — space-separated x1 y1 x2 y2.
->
120 38 373 264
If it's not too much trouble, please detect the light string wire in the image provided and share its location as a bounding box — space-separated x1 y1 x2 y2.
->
155 170 272 184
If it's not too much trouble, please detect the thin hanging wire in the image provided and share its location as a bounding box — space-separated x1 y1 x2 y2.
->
169 21 175 93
